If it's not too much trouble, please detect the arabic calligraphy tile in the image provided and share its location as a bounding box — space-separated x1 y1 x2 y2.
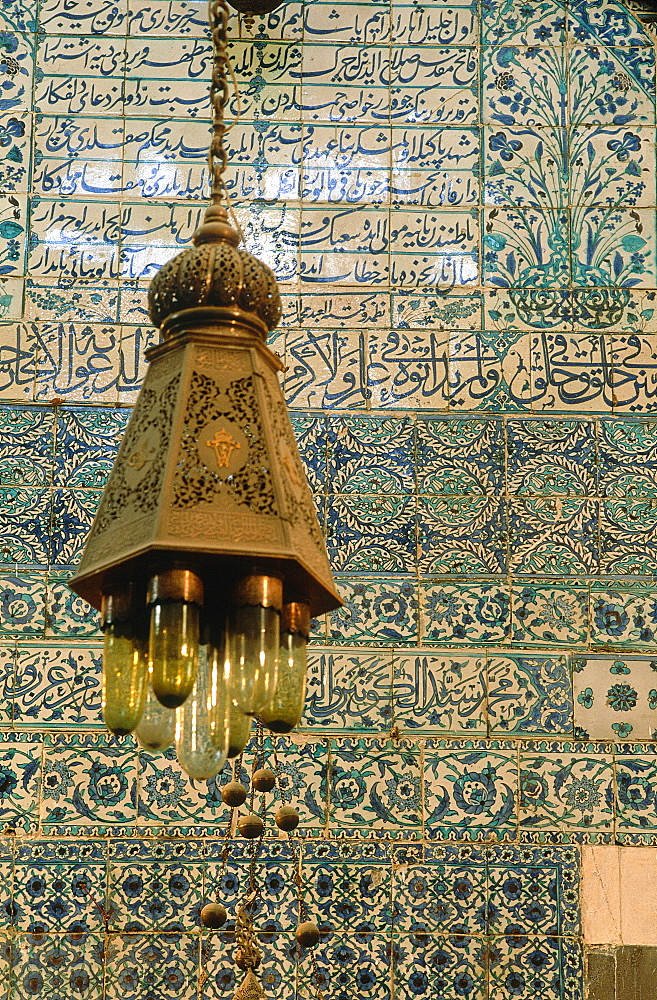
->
482 0 566 45
394 4 477 46
0 487 50 564
418 416 503 486
612 333 657 411
483 45 566 130
487 653 573 738
0 644 14 721
393 651 487 735
48 489 101 565
508 498 599 576
328 577 418 644
484 126 568 208
39 0 127 34
13 840 107 932
392 166 479 208
296 290 390 328
512 583 588 645
590 585 657 647
367 329 450 409
45 567 101 638
424 742 518 841
41 732 136 831
284 328 368 409
421 581 511 645
450 329 533 412
304 4 390 44
530 332 615 413
418 496 507 575
569 45 656 126
302 647 393 732
301 166 389 205
390 249 478 286
329 737 421 835
327 494 416 573
127 0 217 38
518 744 613 835
0 572 46 636
10 930 104 997
38 35 127 78
12 642 102 728
34 323 122 403
0 732 41 831
573 654 657 741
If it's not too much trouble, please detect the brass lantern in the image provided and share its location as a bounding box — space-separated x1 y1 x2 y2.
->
69 0 341 779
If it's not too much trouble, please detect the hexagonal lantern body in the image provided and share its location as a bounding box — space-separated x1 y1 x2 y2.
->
69 208 341 621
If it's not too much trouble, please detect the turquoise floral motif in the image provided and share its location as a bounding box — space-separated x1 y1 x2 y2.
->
612 722 633 737
606 683 638 712
577 688 594 709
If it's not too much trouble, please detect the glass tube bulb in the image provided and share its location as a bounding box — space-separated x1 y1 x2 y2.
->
259 630 307 734
135 670 176 752
149 600 200 709
230 603 280 715
102 621 148 736
227 699 252 758
175 641 229 781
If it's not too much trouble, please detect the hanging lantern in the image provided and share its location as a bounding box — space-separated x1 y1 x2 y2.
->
68 0 341 778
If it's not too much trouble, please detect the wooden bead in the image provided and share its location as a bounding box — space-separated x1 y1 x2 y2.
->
275 805 299 832
296 921 320 948
200 902 227 929
252 768 276 792
222 781 247 807
238 814 264 839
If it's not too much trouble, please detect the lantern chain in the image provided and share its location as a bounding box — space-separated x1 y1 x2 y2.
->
207 0 242 234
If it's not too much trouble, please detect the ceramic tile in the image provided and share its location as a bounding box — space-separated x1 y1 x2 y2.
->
0 571 47 636
104 932 199 999
508 497 599 577
326 494 416 573
0 732 41 832
393 929 486 999
45 568 101 638
590 585 657 646
10 931 103 998
392 857 487 934
48 489 101 565
136 747 228 832
41 733 136 831
13 839 107 932
108 857 203 932
614 745 657 834
0 487 50 564
512 583 589 646
518 743 614 835
393 650 487 736
487 653 573 738
418 496 507 575
12 642 102 728
327 416 415 492
302 647 393 732
421 581 511 645
329 738 421 835
328 577 419 644
424 742 518 841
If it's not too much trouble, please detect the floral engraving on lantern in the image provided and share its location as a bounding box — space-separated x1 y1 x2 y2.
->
173 371 277 514
206 427 241 468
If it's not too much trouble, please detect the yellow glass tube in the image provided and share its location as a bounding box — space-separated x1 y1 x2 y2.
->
149 600 200 708
259 630 307 734
102 622 148 736
135 670 176 752
175 643 229 780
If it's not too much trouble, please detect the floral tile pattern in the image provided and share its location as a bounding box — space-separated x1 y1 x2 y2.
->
6 0 657 995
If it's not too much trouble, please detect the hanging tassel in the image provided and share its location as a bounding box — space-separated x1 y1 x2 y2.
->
233 970 267 1000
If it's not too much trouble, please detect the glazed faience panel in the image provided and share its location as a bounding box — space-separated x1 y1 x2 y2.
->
0 0 656 996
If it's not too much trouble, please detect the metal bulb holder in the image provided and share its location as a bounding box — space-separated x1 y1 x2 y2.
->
227 0 284 13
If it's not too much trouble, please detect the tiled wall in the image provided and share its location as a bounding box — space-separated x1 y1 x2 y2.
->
0 0 656 996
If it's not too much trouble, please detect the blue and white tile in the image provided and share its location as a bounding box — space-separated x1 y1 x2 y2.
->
393 651 487 736
487 653 573 738
302 647 393 732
